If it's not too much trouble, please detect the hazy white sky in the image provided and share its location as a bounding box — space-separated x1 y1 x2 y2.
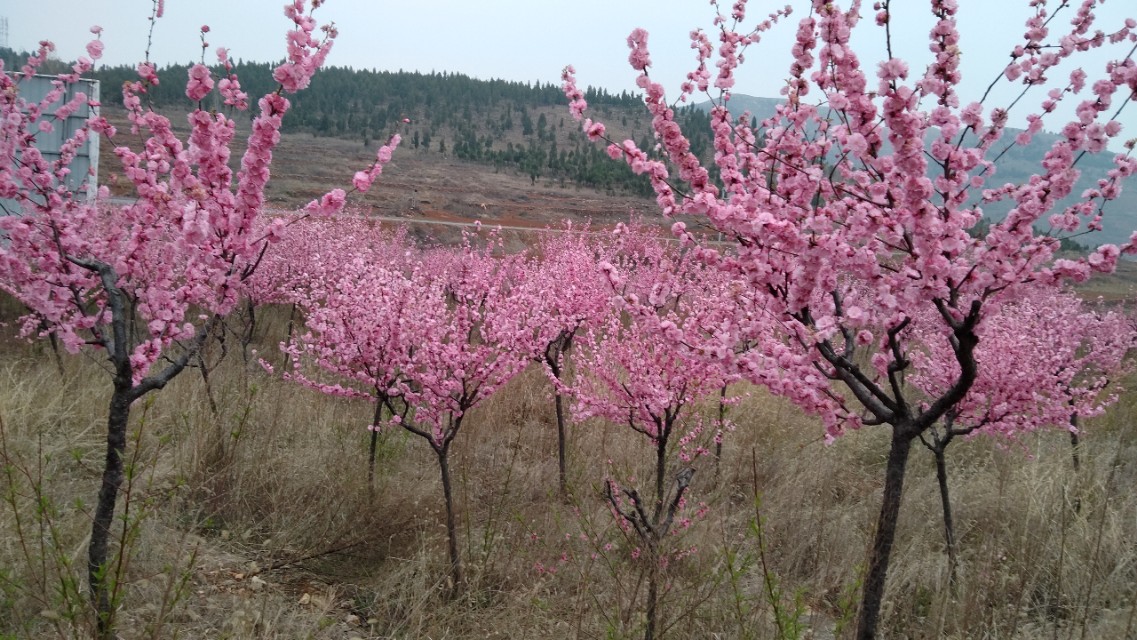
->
6 0 1136 134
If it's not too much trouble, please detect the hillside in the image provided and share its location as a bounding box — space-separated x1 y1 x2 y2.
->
5 46 1136 245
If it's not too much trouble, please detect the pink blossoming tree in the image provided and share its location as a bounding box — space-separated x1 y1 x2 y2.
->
389 236 544 596
264 218 417 491
521 223 612 496
908 286 1133 582
571 222 736 640
0 2 396 635
564 1 1137 637
275 229 543 596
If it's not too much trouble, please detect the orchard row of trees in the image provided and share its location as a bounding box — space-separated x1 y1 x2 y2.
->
251 213 1132 639
3 1 1137 638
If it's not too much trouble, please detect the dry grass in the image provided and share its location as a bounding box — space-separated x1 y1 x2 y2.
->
1 305 1136 639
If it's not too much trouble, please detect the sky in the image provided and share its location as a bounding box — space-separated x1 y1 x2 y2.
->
5 0 1136 136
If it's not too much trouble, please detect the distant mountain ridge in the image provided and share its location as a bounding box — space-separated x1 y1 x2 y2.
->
696 95 1137 247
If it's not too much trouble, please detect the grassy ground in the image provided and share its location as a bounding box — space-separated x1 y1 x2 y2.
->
1 304 1136 639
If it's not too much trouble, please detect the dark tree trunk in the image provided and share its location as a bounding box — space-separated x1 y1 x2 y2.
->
75 248 219 640
605 467 693 640
48 331 65 375
368 428 379 489
645 547 660 640
1069 413 1081 473
198 350 220 418
714 385 727 484
282 303 297 370
89 382 132 639
368 401 383 495
436 445 463 597
545 340 571 498
654 434 667 520
554 390 567 496
933 445 958 587
644 424 672 639
1070 413 1082 514
241 297 257 363
856 428 915 640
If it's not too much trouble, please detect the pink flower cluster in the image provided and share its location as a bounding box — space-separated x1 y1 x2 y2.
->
216 48 249 110
262 221 549 451
273 0 336 93
569 222 740 516
185 63 214 102
351 134 401 193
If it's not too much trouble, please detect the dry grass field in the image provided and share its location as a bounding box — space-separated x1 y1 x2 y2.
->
2 296 1136 639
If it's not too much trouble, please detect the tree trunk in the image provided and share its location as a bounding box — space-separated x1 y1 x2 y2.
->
555 390 568 496
1070 413 1082 514
241 297 257 363
1069 413 1081 473
89 384 132 639
934 445 958 587
198 350 220 418
856 429 915 640
715 385 727 484
78 259 209 639
368 429 379 491
546 351 569 498
48 331 65 376
647 426 670 638
645 544 660 640
282 303 297 370
368 401 383 495
654 434 667 521
436 446 463 597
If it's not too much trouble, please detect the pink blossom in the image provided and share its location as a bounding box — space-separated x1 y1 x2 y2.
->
137 61 159 85
877 58 908 82
562 66 588 119
217 77 249 110
352 171 369 192
627 28 652 71
185 63 214 102
304 188 346 216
